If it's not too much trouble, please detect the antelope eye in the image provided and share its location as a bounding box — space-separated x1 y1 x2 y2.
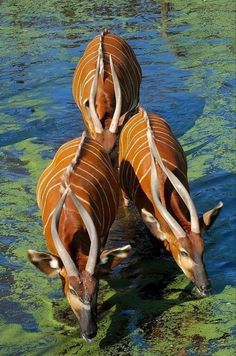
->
69 288 77 296
180 250 189 258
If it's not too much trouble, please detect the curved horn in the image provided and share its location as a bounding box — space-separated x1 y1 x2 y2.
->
51 187 79 277
146 113 200 234
145 109 186 238
150 154 186 239
145 112 200 234
109 55 122 133
70 192 99 275
89 46 103 134
162 167 200 233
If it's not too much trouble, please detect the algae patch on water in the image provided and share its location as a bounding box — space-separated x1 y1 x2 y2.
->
0 0 235 355
143 285 236 355
166 0 235 180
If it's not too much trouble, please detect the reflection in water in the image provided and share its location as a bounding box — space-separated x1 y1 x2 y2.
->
0 0 235 354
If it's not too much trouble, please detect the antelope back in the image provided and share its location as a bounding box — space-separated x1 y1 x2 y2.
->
119 108 215 297
72 30 142 136
37 136 119 254
119 107 188 218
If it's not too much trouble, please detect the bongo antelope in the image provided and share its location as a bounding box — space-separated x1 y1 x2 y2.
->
28 133 131 341
119 107 223 296
72 29 142 154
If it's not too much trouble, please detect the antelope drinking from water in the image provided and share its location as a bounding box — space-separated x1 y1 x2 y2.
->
119 107 222 296
28 132 131 341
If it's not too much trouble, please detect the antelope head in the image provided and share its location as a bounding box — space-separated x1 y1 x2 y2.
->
28 188 131 341
146 126 223 297
172 201 223 296
164 199 222 297
28 188 99 341
166 230 213 297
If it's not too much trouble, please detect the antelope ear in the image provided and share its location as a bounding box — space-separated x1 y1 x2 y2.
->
28 249 62 276
118 111 129 127
141 208 166 240
99 244 132 271
200 201 223 230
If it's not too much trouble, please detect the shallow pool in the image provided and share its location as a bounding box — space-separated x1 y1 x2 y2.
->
0 1 235 355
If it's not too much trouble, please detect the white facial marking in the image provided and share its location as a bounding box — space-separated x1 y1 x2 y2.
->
68 293 91 311
177 253 197 279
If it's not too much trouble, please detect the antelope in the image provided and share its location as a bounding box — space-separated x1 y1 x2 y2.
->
28 132 131 342
119 107 223 296
72 29 142 154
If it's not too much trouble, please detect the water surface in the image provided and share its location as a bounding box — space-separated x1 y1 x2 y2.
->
0 1 235 355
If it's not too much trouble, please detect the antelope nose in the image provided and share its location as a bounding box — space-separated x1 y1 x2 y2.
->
199 284 212 297
82 330 97 343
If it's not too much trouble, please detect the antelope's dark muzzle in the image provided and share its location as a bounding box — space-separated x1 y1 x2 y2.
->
197 284 212 297
80 309 97 342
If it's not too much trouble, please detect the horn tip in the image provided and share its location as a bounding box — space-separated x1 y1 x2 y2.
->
101 28 109 36
217 201 223 208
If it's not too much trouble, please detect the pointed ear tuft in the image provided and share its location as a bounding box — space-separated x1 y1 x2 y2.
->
201 201 223 230
28 249 62 276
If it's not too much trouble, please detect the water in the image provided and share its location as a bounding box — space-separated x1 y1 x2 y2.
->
0 0 235 355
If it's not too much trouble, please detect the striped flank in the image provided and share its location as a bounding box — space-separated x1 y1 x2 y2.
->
119 107 188 205
37 136 119 243
72 31 142 135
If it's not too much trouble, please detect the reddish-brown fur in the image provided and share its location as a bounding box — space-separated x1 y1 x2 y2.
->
29 135 121 340
37 136 119 271
119 107 221 295
72 30 142 151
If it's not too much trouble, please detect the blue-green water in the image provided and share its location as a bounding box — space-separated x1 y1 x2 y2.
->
0 1 235 355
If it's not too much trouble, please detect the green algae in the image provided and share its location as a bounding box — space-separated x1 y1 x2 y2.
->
0 172 235 354
0 138 50 247
0 114 19 134
179 97 235 179
165 0 235 179
0 0 235 355
0 136 234 354
143 285 236 355
13 138 51 182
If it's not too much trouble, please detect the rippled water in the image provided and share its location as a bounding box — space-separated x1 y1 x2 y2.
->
0 1 235 355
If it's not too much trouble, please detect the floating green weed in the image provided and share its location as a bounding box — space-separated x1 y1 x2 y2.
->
0 0 235 355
